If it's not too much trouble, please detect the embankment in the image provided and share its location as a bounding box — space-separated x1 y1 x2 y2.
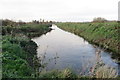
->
2 23 52 78
56 22 120 62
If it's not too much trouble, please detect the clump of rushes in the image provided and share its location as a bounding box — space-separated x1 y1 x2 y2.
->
38 68 77 78
89 61 118 78
95 65 117 78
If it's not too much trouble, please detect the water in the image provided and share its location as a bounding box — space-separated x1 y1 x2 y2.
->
32 24 119 75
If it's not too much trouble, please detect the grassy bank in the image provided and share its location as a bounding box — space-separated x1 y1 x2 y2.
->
1 21 52 78
1 20 119 79
56 22 120 62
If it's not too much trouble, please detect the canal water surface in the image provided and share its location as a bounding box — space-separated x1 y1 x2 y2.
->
32 24 119 75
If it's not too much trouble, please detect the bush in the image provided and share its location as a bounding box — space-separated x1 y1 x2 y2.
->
93 17 107 22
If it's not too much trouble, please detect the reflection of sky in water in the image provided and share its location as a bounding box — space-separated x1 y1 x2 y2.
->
32 24 119 74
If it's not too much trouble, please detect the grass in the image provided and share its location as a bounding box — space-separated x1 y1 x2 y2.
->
1 22 52 78
1 20 119 79
95 66 117 78
38 68 77 78
56 21 120 62
2 23 52 38
2 35 35 78
35 63 118 78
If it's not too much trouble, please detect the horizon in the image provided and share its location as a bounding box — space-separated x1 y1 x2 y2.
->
0 18 118 23
0 0 119 22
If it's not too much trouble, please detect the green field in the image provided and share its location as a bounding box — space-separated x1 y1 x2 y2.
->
56 22 120 62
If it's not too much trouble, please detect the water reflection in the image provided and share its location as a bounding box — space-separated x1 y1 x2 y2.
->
32 24 119 74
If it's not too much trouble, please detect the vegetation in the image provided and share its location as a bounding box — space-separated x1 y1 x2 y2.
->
1 19 119 79
93 17 108 22
2 35 37 78
56 21 120 62
38 68 77 78
1 19 52 78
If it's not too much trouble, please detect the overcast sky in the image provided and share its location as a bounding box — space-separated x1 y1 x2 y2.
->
0 0 119 22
